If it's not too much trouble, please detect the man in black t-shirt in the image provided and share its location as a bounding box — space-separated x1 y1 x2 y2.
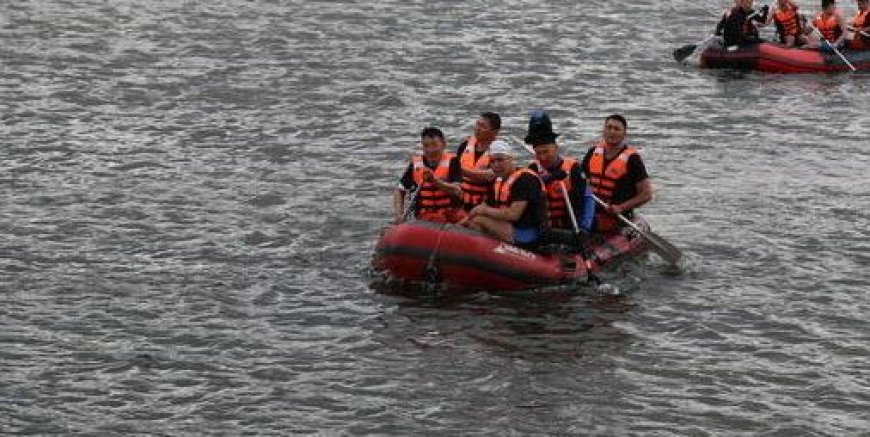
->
580 115 653 233
392 127 463 224
458 140 545 245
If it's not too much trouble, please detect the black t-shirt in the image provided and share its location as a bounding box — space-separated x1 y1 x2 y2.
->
716 6 762 46
580 147 649 206
486 172 544 229
399 155 462 190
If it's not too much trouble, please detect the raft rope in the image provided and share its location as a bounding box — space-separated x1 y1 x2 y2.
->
422 223 447 283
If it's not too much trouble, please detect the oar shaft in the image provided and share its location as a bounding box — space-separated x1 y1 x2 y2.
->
809 24 857 71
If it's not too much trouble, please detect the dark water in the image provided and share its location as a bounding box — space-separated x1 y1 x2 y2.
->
2 0 869 434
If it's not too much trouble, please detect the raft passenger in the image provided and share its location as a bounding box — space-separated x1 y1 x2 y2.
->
765 0 807 47
392 127 464 224
580 115 653 235
524 110 595 235
716 0 769 48
847 0 870 49
458 140 546 247
806 0 849 49
456 112 501 212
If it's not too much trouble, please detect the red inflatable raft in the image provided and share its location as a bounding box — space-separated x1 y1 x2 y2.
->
372 219 649 291
700 42 870 73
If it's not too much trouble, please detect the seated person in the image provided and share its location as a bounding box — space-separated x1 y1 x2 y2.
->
524 110 595 251
847 0 870 50
458 140 545 247
716 0 769 47
392 127 463 224
806 0 849 49
765 0 807 46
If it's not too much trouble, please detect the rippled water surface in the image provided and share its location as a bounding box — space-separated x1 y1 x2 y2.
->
2 0 869 434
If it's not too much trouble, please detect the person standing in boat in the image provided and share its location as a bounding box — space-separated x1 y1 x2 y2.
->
715 0 769 48
847 0 870 49
806 0 849 49
524 110 595 235
764 0 807 47
455 112 501 212
580 115 653 235
392 127 464 224
458 140 546 247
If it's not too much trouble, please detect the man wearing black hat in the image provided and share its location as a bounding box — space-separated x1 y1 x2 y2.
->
523 110 595 235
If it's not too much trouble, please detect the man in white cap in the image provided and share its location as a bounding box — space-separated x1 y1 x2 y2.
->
458 139 546 246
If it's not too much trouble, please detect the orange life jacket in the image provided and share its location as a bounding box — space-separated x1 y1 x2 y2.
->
535 158 578 230
587 142 638 232
849 9 870 49
493 168 544 209
813 12 842 42
458 136 492 209
774 4 802 38
411 153 459 222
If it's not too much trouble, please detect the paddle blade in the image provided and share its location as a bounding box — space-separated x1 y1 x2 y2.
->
638 228 683 265
673 44 697 63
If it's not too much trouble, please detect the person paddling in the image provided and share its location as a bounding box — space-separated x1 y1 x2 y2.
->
458 140 546 247
806 0 849 50
580 115 653 235
392 127 463 224
524 110 595 235
715 0 770 48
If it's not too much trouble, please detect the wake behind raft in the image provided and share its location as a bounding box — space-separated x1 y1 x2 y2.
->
372 219 649 292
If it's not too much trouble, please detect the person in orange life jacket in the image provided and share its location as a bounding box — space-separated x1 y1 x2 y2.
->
523 110 595 234
580 114 653 233
716 0 769 47
455 112 501 211
847 0 870 49
806 0 849 49
457 140 546 245
392 127 463 224
764 0 808 47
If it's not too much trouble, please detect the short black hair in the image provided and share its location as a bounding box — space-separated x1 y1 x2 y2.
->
420 127 445 140
480 112 501 131
605 114 627 130
821 0 835 7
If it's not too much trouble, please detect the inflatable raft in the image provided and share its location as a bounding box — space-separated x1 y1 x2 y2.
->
700 42 870 73
372 219 649 291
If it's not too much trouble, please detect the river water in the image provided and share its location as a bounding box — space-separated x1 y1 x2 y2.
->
2 0 869 434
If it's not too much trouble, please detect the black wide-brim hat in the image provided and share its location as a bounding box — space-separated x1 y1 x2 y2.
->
524 110 559 146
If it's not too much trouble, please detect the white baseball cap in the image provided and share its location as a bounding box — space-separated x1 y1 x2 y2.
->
489 139 513 157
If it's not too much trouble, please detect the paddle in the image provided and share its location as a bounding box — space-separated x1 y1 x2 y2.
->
807 23 857 71
674 34 719 63
588 193 682 266
557 180 601 286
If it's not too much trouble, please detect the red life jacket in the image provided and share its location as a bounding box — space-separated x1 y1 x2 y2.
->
458 136 491 209
587 142 638 232
813 12 842 42
534 158 578 230
411 153 460 222
774 4 802 38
